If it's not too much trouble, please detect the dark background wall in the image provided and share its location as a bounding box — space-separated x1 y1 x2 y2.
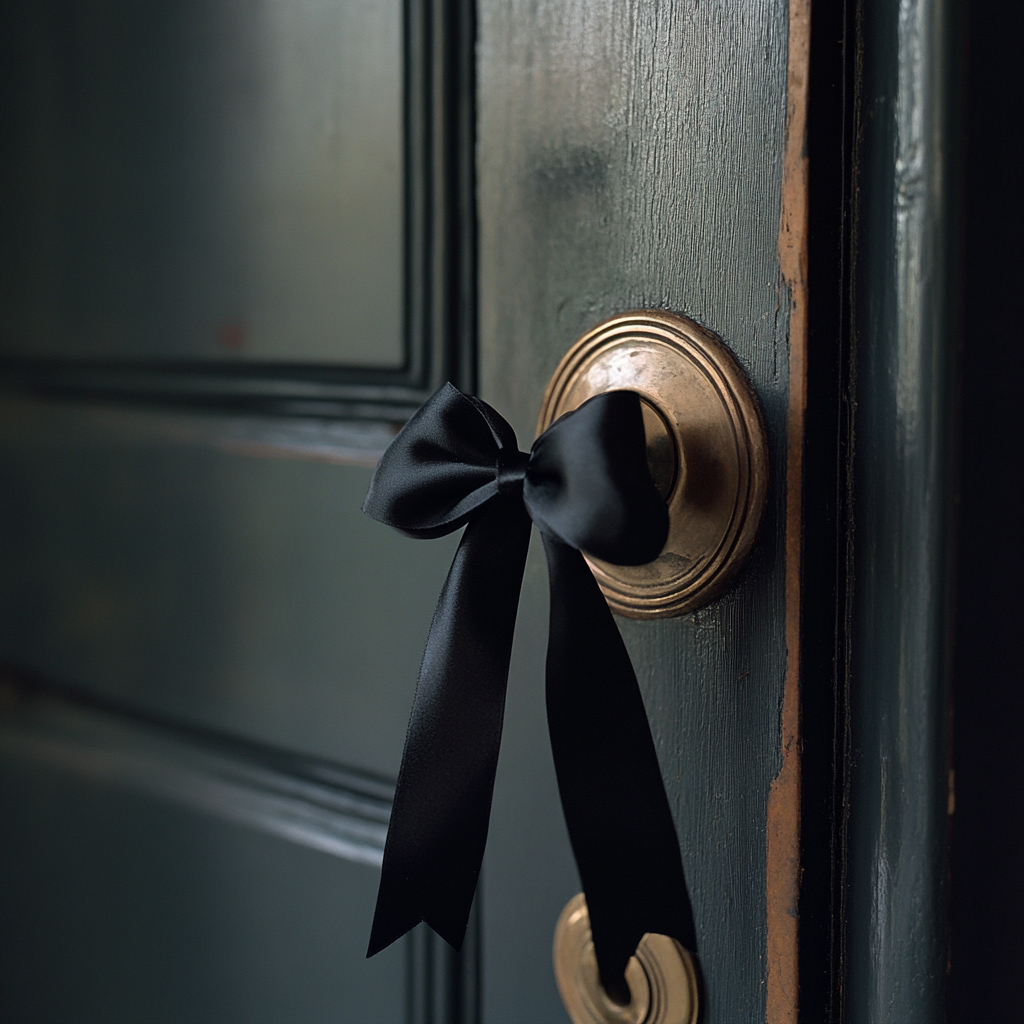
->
949 1 1024 1021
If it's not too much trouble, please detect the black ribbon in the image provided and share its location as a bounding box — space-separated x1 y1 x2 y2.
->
362 382 693 994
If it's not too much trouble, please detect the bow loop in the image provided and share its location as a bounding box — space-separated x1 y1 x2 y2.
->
362 383 508 537
525 389 669 565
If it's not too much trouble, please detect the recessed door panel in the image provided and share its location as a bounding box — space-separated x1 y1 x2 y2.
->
0 1 403 365
0 401 456 775
0 754 405 1024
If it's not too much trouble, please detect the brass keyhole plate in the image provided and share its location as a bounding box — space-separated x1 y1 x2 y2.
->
538 310 768 619
553 894 698 1024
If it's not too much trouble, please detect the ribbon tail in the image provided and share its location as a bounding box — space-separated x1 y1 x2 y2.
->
368 499 532 957
541 534 696 994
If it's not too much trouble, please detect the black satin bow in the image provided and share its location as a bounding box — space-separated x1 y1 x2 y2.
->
362 382 694 993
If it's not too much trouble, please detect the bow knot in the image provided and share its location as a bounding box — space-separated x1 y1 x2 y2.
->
362 382 694 994
364 382 670 564
495 447 530 498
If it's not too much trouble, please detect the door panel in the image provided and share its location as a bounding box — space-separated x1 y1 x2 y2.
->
0 754 405 1024
0 400 456 773
0 1 477 1019
478 2 798 1021
0 0 816 1021
1 1 404 365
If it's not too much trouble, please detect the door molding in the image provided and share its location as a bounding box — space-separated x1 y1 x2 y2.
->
0 0 477 424
0 666 483 1024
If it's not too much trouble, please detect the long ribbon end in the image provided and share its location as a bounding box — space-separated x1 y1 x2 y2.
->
366 909 423 959
366 915 469 959
421 912 469 954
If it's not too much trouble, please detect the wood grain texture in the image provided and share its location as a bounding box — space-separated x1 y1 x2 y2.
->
768 0 810 1021
478 2 792 1020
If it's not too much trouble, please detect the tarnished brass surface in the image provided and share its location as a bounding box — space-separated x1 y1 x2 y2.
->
552 894 698 1024
538 311 768 618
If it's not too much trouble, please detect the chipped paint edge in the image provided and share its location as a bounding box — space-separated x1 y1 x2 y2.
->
767 0 810 1021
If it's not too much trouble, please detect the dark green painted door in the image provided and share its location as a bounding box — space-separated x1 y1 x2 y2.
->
1 3 462 1020
474 2 800 1020
0 1 958 1022
0 2 796 1022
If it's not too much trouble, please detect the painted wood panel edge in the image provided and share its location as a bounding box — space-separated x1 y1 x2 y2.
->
768 0 811 1021
0 0 476 421
0 671 485 1022
0 672 393 867
0 394 397 467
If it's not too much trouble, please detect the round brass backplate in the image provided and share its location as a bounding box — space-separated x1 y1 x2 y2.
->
553 893 698 1024
537 310 768 618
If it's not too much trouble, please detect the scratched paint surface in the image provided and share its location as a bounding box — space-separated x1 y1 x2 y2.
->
477 2 791 1020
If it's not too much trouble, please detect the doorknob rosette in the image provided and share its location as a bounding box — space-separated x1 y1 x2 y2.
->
538 310 768 618
554 894 699 1024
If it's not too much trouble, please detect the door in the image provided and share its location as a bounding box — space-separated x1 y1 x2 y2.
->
0 1 956 1022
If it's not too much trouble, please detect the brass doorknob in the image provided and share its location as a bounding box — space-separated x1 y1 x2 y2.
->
538 310 768 618
553 894 699 1024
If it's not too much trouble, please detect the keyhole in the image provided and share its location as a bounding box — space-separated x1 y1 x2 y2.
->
601 973 633 1007
640 398 678 500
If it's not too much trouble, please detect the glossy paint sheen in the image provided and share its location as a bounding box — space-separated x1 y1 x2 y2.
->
846 0 955 1018
477 2 792 1020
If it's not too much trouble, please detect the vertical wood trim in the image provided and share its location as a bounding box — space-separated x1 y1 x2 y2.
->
768 1 811 1021
844 0 956 1017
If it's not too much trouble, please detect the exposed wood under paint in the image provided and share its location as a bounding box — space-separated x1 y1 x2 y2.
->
768 0 811 1021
